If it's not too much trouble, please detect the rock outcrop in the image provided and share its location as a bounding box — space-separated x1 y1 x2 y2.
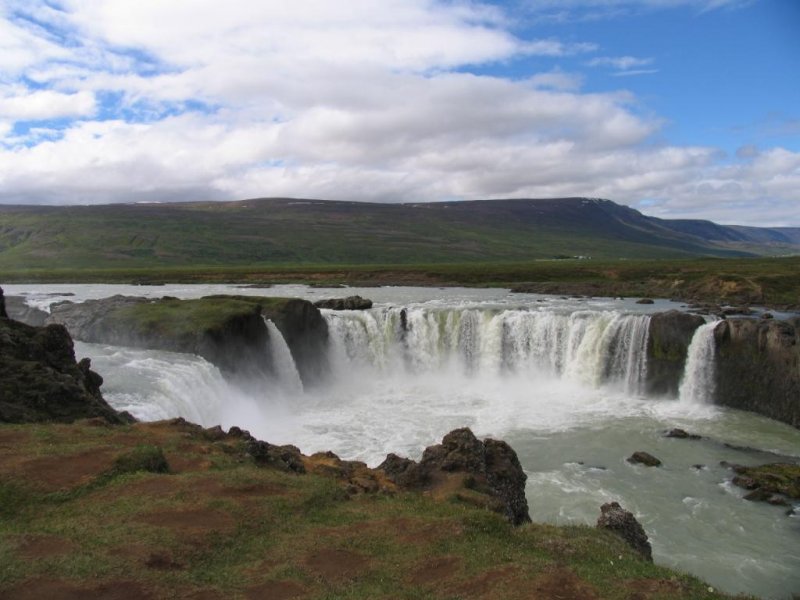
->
377 428 531 526
47 296 273 383
627 451 662 467
646 311 705 396
596 501 653 561
46 295 331 387
727 462 800 507
0 288 130 424
314 296 373 310
713 318 800 428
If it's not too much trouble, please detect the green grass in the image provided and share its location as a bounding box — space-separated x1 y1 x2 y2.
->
0 421 748 599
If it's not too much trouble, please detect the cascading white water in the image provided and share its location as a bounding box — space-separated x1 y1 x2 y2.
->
263 318 304 394
323 307 651 393
678 321 719 404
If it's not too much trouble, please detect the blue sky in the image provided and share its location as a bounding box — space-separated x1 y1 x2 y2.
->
0 0 798 225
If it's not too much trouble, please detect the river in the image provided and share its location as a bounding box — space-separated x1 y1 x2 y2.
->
6 283 800 599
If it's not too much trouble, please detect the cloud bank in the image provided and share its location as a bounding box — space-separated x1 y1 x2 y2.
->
0 0 797 225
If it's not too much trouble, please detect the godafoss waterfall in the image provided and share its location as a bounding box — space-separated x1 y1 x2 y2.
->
6 283 800 599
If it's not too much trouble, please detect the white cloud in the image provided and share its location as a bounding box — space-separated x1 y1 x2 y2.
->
587 55 653 70
0 89 96 121
0 0 795 226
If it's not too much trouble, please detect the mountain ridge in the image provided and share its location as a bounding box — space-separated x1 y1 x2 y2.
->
1 197 798 271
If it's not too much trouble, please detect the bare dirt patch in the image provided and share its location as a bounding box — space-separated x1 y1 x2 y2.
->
3 449 117 492
453 565 520 598
528 566 600 600
0 428 31 448
191 476 287 500
303 548 369 582
13 534 76 560
625 578 689 599
0 578 155 600
244 580 307 599
409 555 461 586
137 508 236 533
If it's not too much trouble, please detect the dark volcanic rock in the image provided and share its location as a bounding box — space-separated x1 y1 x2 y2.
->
378 428 531 526
314 296 373 310
596 501 653 561
247 440 306 473
665 428 701 440
0 287 7 319
0 292 131 424
727 462 800 506
646 310 705 396
636 298 654 304
627 451 662 467
712 318 800 428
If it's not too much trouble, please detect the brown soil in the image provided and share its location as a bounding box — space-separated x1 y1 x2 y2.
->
1 449 117 492
453 566 520 598
0 428 30 448
243 580 307 599
144 552 185 571
0 578 154 600
191 476 288 499
13 534 76 560
303 548 369 582
408 555 461 586
528 567 600 600
137 508 236 533
625 578 689 599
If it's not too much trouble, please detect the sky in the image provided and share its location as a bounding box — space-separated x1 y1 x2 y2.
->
0 0 798 226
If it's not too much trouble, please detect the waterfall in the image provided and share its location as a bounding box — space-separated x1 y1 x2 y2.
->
678 321 719 404
323 307 651 392
264 318 304 394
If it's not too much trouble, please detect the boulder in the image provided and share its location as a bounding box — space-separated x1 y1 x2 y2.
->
712 318 800 428
314 296 373 310
596 501 653 561
645 311 705 396
627 451 662 467
636 298 654 304
0 291 131 424
377 428 531 526
0 287 6 319
664 428 701 440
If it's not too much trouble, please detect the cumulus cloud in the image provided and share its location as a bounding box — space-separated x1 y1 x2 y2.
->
586 55 653 70
0 0 796 226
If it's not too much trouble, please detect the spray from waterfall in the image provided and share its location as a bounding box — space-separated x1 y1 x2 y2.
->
678 321 719 404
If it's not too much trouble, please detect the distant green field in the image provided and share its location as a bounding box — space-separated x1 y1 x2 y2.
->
2 257 799 308
2 197 799 273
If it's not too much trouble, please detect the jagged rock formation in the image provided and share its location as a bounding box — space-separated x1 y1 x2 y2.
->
713 318 800 428
596 501 653 562
377 428 531 526
646 310 705 396
0 287 130 424
314 296 373 310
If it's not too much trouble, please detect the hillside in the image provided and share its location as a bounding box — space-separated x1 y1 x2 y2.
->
1 197 799 272
0 419 739 600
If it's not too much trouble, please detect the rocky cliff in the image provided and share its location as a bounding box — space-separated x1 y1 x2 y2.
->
645 310 705 396
47 295 329 387
713 318 800 428
0 287 130 424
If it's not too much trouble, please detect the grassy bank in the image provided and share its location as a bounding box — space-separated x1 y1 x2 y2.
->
2 257 799 307
0 420 740 599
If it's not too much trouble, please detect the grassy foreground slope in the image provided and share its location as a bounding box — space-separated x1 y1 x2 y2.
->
0 420 739 600
2 197 800 272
